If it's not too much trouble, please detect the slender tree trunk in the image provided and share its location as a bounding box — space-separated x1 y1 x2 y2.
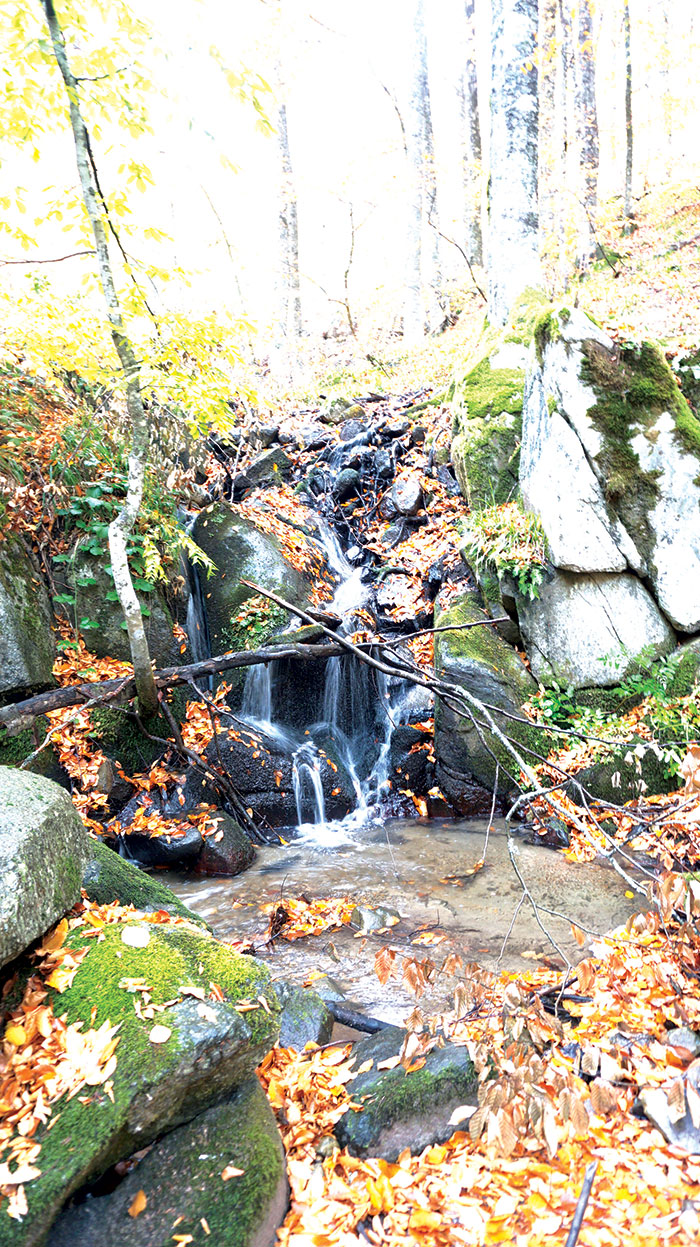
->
488 0 541 326
404 0 428 342
41 0 157 717
459 0 483 265
623 0 634 218
277 96 302 341
575 0 599 268
538 0 557 250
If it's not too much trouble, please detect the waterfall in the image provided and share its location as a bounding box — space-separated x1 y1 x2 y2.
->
181 511 212 686
293 741 327 832
241 662 273 726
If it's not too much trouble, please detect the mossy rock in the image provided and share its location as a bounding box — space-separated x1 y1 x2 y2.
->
335 1026 478 1161
190 507 309 674
450 355 524 510
88 689 188 776
433 593 539 803
275 982 334 1050
0 920 281 1246
575 743 679 805
47 1080 288 1247
0 719 68 787
677 348 700 414
61 542 184 667
667 638 700 698
82 839 210 927
0 537 55 701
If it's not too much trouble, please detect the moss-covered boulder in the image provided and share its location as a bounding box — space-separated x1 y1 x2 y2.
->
433 593 539 806
190 506 309 658
521 307 700 632
47 1080 288 1247
61 543 183 666
82 839 209 925
0 919 281 1246
450 347 525 510
574 742 678 806
0 767 90 968
335 1026 478 1161
275 982 334 1050
0 538 55 700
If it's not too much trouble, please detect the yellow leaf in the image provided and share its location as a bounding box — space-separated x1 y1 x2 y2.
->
4 1024 26 1046
128 1190 147 1218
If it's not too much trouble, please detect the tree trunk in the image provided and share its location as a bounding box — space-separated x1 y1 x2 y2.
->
538 0 557 249
404 0 429 342
277 96 302 341
459 0 483 265
575 0 599 268
488 0 541 327
41 0 157 718
623 0 633 219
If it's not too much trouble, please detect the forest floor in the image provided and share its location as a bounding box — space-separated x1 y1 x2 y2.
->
3 181 700 1243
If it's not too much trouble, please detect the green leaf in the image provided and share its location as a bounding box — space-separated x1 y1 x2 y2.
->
54 593 75 605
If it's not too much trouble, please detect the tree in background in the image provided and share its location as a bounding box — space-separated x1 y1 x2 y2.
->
575 0 599 267
458 0 483 266
623 0 634 220
404 0 441 341
277 89 302 344
40 0 158 716
488 0 541 325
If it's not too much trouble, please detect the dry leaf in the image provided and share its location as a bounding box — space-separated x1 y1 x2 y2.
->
221 1165 245 1181
148 1025 172 1045
128 1189 147 1218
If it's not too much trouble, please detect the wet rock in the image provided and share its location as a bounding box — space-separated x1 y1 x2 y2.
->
391 474 423 516
666 1028 700 1059
0 538 55 699
374 448 394 479
48 1080 288 1247
276 982 334 1049
349 905 400 933
311 975 347 1003
640 1058 700 1153
434 592 538 801
320 397 364 425
245 447 292 488
1 919 280 1246
115 822 204 870
384 418 410 438
335 1026 478 1161
252 423 280 448
574 743 675 805
333 467 362 500
339 418 368 442
82 839 208 925
195 811 256 877
410 424 427 445
389 724 432 793
0 768 91 969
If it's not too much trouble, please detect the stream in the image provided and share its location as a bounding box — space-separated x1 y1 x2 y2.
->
165 817 643 1024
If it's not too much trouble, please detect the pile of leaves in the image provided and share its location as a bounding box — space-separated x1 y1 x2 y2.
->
261 888 700 1246
262 896 356 942
234 484 335 606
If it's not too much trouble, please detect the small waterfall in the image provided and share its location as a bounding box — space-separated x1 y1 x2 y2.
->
181 511 212 686
293 741 327 832
242 662 273 726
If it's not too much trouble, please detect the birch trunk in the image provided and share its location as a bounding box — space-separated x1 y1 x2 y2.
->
41 0 157 718
575 0 599 268
459 0 483 265
277 98 302 341
488 0 541 326
538 0 556 249
623 0 634 219
404 0 428 342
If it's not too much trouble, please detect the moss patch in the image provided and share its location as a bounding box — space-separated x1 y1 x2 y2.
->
82 839 209 926
451 357 524 509
0 920 280 1247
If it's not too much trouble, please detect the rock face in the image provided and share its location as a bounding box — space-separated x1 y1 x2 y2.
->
191 507 309 655
433 593 538 806
0 917 280 1246
517 569 675 688
0 768 90 968
517 308 700 685
47 1080 288 1247
0 539 55 698
335 1026 479 1161
61 542 184 667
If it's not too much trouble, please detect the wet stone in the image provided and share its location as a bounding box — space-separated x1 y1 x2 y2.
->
335 1026 479 1161
275 982 334 1050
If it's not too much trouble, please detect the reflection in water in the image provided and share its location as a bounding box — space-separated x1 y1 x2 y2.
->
164 818 644 1025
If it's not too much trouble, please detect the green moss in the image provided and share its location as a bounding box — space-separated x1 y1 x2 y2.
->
0 921 280 1247
83 839 210 926
0 722 44 766
503 287 552 345
533 309 561 364
451 358 524 509
666 642 700 699
89 689 188 774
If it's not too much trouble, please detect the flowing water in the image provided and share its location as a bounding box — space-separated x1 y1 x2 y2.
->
167 818 645 1025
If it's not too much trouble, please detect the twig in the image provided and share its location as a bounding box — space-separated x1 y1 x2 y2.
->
565 1162 598 1247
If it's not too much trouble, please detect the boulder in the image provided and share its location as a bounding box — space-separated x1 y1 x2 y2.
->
391 474 423 516
244 448 292 488
433 593 539 805
0 538 55 698
335 1026 478 1161
195 811 257 876
82 838 209 925
275 982 334 1050
0 916 280 1246
574 742 676 805
0 768 90 968
517 569 675 688
450 340 528 510
523 308 700 631
333 468 361 500
190 507 308 656
47 1080 288 1247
